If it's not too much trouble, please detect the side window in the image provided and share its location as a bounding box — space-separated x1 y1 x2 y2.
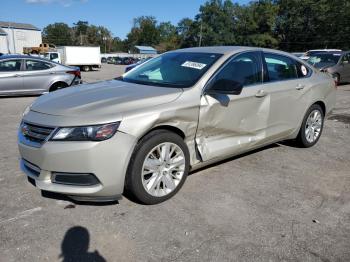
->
50 53 58 60
264 53 298 81
342 54 350 64
25 60 52 71
213 52 262 88
0 60 22 72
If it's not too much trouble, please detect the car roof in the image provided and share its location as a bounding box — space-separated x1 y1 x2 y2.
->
0 54 48 60
170 46 296 57
308 49 342 52
310 51 344 56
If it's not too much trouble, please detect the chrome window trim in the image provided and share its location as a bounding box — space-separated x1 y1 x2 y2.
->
262 52 313 83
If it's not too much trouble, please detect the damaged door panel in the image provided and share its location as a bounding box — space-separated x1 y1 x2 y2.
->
196 87 270 161
195 51 269 161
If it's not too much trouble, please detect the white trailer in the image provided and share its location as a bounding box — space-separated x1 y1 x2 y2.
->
45 46 101 72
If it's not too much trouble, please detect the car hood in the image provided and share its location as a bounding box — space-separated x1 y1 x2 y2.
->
30 80 183 118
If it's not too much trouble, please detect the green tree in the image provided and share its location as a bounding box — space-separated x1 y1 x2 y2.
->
177 18 197 48
72 20 89 45
125 16 160 51
196 0 236 46
274 0 350 51
157 22 180 52
233 0 278 47
42 23 73 45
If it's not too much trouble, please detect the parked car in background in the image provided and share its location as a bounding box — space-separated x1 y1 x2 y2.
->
107 57 115 64
18 46 336 204
307 51 350 84
300 49 342 61
0 55 81 96
124 57 152 72
291 52 304 58
101 57 107 63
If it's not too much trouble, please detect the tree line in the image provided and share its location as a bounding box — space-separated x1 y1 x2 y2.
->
43 0 350 53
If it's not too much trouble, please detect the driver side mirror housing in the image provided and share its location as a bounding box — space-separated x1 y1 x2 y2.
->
205 78 243 95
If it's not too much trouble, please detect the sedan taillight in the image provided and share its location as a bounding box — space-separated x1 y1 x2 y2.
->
66 70 81 78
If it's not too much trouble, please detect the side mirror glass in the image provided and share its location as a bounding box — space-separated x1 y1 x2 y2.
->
206 78 243 95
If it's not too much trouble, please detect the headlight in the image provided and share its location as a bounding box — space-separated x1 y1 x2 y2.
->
23 103 32 116
50 122 120 141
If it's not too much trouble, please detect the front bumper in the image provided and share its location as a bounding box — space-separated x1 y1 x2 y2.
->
18 130 136 201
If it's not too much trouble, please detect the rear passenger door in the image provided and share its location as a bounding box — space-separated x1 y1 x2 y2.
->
262 52 311 139
21 59 55 93
0 59 24 95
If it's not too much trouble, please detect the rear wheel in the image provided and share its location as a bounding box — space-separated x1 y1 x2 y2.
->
296 104 324 148
81 65 91 72
125 130 189 204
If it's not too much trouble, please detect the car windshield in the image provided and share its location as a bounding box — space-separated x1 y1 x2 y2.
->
120 52 222 88
307 53 341 68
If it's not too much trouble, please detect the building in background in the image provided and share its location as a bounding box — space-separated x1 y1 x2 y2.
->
0 21 42 54
133 46 158 56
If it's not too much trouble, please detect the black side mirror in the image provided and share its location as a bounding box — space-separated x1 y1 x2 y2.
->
206 78 243 95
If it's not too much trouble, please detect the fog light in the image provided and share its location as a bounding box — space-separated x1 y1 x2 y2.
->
51 172 100 186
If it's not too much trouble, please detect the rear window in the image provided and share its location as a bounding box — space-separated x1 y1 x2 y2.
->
25 60 53 71
264 53 298 81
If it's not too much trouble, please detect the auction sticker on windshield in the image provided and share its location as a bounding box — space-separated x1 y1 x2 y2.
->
181 61 207 70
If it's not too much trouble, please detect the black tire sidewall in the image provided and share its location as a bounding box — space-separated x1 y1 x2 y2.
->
298 104 324 148
126 130 190 204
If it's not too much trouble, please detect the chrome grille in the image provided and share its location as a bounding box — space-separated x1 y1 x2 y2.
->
21 122 55 145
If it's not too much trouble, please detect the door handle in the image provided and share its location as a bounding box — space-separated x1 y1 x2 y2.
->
13 74 21 77
255 89 267 98
296 84 305 90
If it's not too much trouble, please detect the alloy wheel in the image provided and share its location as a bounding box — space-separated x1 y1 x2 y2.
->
305 109 322 143
141 142 185 197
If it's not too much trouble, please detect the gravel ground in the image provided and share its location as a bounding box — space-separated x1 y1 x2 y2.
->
81 63 126 83
0 66 349 261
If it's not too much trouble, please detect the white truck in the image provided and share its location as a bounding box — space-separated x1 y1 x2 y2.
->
44 46 101 72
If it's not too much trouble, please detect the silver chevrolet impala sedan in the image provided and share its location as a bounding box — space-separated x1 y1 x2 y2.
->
18 46 336 204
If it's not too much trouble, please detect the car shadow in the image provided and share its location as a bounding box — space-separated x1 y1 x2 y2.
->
59 226 106 262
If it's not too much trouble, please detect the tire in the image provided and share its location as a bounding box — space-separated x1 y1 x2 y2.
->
81 65 90 72
49 82 68 92
125 130 190 205
296 104 324 148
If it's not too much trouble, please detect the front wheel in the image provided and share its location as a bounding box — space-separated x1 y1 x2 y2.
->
296 104 324 148
125 130 189 204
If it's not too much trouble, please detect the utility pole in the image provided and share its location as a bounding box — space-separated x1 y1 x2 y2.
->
103 36 107 54
198 19 203 47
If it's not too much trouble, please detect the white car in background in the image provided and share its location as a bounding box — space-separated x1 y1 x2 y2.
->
300 49 342 61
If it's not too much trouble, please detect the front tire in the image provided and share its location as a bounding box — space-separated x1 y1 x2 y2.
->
296 104 324 148
125 130 189 204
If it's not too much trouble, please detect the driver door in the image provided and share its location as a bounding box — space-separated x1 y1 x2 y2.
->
195 51 270 162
